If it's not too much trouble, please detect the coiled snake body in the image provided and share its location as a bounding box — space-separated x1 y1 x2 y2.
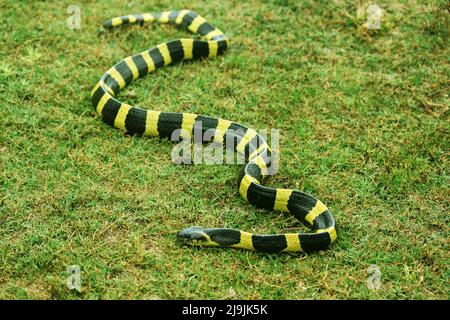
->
92 10 337 253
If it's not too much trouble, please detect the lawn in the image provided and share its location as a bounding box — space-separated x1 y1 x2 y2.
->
0 0 448 299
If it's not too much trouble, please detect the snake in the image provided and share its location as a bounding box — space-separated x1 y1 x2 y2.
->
92 10 337 253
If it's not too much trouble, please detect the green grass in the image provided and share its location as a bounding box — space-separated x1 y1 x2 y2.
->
0 0 448 299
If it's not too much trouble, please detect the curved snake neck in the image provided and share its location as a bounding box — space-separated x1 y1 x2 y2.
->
92 10 337 253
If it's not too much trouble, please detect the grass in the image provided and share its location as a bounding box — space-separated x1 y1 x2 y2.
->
0 0 448 299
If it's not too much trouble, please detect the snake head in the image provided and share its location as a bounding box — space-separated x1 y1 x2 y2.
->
177 226 211 246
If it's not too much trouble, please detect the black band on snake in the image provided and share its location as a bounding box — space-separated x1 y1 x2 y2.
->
92 10 337 253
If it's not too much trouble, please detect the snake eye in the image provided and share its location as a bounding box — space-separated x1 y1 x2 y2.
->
177 226 208 244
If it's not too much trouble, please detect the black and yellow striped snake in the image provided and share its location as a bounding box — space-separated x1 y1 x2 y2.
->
92 10 337 253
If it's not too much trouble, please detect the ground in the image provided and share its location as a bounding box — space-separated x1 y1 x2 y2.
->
0 0 448 299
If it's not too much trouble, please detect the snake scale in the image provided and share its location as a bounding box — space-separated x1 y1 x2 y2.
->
92 10 337 253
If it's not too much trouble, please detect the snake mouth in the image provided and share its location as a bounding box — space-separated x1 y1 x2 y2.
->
176 226 209 245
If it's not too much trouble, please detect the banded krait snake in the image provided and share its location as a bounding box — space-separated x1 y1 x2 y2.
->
91 10 337 253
